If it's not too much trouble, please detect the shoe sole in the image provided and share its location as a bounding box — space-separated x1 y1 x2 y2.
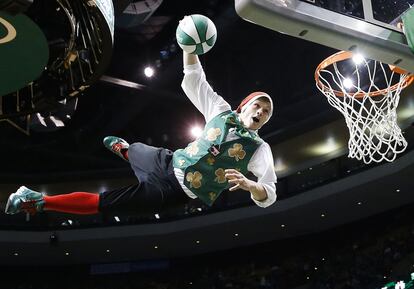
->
5 192 17 215
5 186 28 215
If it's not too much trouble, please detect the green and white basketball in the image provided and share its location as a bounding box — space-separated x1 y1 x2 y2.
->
176 14 217 55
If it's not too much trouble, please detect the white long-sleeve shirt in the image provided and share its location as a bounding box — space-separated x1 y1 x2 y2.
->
174 62 277 208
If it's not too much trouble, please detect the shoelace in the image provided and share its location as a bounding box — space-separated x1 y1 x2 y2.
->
112 143 124 153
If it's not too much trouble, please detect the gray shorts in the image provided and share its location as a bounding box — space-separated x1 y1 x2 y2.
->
99 143 188 215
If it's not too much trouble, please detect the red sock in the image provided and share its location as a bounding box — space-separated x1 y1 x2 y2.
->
44 192 99 215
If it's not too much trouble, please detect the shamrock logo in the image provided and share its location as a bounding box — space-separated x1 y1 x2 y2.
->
223 115 236 125
206 156 215 165
209 192 217 201
185 141 199 157
186 171 202 189
214 168 226 183
206 127 222 141
228 143 246 162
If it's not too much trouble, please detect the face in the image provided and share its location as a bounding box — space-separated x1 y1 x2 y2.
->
239 98 271 130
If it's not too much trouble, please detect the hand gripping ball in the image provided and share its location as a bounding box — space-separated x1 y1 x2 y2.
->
176 14 217 55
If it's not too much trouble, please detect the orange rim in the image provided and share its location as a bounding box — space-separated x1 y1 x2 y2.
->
315 51 414 98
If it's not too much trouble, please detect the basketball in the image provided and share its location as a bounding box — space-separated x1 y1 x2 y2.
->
176 14 217 55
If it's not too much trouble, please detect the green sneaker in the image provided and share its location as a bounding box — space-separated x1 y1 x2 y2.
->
5 186 45 215
103 136 130 162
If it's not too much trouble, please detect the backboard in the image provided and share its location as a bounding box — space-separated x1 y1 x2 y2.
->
235 0 414 73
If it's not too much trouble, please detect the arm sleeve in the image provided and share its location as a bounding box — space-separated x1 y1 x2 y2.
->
247 142 277 208
181 62 231 123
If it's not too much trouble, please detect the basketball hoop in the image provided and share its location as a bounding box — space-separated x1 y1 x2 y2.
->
315 50 414 164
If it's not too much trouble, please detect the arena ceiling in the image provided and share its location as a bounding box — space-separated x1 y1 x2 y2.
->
0 0 337 177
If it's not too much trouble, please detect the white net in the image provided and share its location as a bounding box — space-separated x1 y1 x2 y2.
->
315 51 413 164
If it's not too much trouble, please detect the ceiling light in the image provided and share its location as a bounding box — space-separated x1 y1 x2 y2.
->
114 216 120 222
190 126 203 138
13 252 18 256
352 53 365 65
144 66 155 78
196 240 200 244
372 121 393 137
65 252 69 256
281 224 286 228
397 106 414 119
357 202 362 205
106 249 110 253
154 245 158 249
49 116 65 127
234 233 239 237
343 78 353 89
274 158 287 172
308 136 341 155
398 100 414 119
321 213 325 218
154 213 160 219
35 113 47 127
396 189 401 193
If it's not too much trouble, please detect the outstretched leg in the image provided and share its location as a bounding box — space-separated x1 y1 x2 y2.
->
5 186 99 215
4 145 188 216
5 182 187 216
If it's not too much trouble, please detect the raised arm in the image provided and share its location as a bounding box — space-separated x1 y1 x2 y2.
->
181 52 231 122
